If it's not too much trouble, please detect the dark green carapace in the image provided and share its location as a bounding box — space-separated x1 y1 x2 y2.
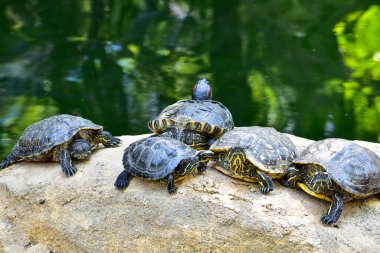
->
0 114 121 176
283 138 380 225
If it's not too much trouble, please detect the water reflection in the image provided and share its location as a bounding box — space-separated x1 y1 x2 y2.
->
0 0 379 157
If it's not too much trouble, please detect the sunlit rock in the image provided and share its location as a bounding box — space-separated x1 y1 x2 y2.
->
0 134 379 252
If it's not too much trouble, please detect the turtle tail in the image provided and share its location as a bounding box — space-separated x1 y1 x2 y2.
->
0 153 17 170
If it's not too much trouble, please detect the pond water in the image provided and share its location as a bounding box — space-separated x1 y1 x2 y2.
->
0 0 380 157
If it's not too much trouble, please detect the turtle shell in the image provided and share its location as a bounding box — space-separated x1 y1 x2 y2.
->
293 138 380 197
123 136 197 180
210 126 297 177
148 99 234 138
12 114 102 158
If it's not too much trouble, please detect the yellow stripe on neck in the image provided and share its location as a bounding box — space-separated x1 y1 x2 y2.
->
297 182 332 202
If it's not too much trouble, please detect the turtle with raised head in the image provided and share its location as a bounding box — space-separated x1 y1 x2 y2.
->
114 136 214 193
283 138 380 225
0 114 121 176
210 126 298 194
148 78 234 150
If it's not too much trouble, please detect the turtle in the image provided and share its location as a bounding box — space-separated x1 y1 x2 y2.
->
282 138 380 225
209 126 298 194
148 78 234 150
0 114 121 176
114 136 214 193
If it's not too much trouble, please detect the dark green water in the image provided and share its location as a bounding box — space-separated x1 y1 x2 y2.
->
1 0 380 158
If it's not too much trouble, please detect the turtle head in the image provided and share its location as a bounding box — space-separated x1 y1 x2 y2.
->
197 150 214 163
192 78 212 100
227 147 246 174
176 150 214 178
70 139 92 160
281 166 300 188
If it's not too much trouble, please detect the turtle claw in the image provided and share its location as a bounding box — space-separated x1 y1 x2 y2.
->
260 185 274 194
197 163 207 174
63 166 77 176
114 171 130 189
168 186 178 194
114 180 128 189
321 214 337 225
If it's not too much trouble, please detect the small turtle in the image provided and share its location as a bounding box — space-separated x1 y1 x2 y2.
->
210 126 297 194
0 114 121 176
148 79 234 150
114 136 214 193
283 138 380 225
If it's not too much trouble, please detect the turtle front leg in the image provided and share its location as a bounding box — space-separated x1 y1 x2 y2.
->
0 153 19 170
114 170 131 189
253 169 274 194
59 149 77 176
94 131 122 147
321 192 344 225
197 162 207 174
167 174 178 194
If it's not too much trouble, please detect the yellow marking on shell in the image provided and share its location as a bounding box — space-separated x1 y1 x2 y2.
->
297 182 332 202
162 118 173 129
207 125 214 134
147 121 155 131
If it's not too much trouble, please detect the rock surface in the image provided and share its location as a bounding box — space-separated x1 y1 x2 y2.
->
0 133 380 253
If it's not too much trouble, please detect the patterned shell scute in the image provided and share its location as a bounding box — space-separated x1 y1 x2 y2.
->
12 114 102 157
210 126 298 173
123 137 197 180
156 99 234 130
294 138 380 196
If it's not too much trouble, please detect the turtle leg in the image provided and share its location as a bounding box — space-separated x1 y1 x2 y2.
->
93 131 121 147
114 170 131 189
253 169 274 194
197 162 207 174
303 170 344 224
59 148 77 176
321 192 344 225
0 153 19 170
167 174 178 194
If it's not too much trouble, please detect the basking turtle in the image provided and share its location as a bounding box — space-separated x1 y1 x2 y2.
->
210 126 297 194
0 114 121 176
149 78 234 150
283 138 380 225
114 136 214 193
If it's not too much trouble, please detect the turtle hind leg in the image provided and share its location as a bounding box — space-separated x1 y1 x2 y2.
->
59 149 77 176
114 171 131 189
321 192 344 225
94 131 121 147
167 175 178 194
0 153 19 170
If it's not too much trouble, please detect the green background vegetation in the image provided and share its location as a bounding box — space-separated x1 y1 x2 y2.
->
0 0 379 157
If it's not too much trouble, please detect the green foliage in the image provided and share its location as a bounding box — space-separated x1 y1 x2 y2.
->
332 5 380 140
1 0 380 157
334 5 380 80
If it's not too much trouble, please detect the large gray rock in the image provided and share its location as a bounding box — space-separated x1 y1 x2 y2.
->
0 133 379 252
